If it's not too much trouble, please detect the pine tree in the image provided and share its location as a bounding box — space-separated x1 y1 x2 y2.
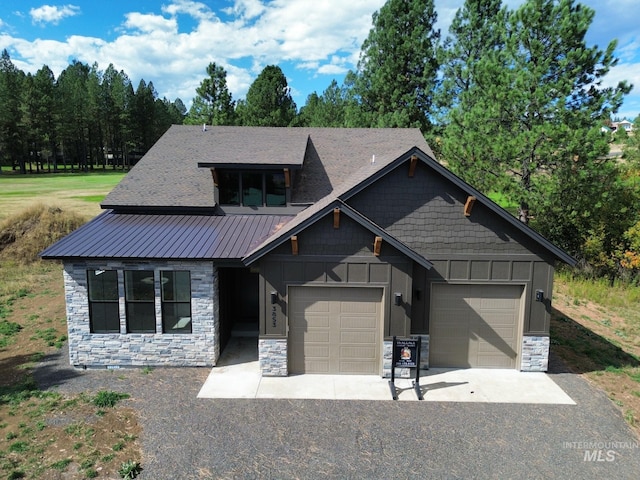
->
441 0 631 225
185 63 235 126
297 80 347 127
0 50 25 172
438 0 507 187
238 65 296 127
353 0 440 132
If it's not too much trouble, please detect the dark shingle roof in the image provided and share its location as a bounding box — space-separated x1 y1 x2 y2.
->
291 128 432 204
243 147 577 267
40 210 292 260
102 126 433 210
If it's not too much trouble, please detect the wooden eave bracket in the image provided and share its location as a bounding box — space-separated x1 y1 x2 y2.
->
409 155 418 177
333 208 340 229
291 235 298 255
284 168 291 188
373 236 382 256
464 196 476 217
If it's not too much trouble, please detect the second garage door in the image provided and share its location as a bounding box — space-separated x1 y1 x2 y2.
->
430 284 522 369
289 287 382 374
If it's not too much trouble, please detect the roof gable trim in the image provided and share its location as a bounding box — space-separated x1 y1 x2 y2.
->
340 147 577 266
243 199 433 269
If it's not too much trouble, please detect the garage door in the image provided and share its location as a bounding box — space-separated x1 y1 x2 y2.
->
430 284 522 369
289 287 382 374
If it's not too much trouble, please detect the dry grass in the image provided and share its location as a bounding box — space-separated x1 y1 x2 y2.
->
0 204 88 264
552 277 640 438
0 174 139 478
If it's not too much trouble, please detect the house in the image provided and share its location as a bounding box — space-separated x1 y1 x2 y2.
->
41 126 575 375
612 120 634 133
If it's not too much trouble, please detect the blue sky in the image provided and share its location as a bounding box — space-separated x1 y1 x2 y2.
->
0 0 638 119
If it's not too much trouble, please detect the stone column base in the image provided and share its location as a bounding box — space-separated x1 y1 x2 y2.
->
259 338 288 376
521 336 550 372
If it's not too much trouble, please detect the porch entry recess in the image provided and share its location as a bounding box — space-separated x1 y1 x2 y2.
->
288 286 383 374
218 268 259 350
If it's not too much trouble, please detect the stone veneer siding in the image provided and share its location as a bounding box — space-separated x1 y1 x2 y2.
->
383 335 429 378
259 339 288 376
63 260 218 368
520 335 550 372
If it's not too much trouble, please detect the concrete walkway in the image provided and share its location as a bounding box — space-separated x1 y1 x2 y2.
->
197 336 575 404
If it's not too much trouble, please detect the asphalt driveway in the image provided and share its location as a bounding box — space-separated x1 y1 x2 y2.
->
35 348 640 480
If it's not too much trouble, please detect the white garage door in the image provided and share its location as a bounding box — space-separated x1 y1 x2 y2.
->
430 284 522 369
289 287 382 374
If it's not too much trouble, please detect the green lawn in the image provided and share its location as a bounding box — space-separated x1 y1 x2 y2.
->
0 171 125 220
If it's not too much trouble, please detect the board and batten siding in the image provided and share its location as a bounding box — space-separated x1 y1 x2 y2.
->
347 160 556 339
258 213 414 340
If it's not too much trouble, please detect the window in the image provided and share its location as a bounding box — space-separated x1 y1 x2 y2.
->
87 270 119 333
125 271 156 333
161 271 192 333
265 172 286 206
242 172 263 206
219 171 240 205
219 170 286 207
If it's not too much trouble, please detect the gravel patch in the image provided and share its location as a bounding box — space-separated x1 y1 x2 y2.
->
34 347 640 479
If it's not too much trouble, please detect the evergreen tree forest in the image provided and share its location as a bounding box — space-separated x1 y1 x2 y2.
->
0 51 186 173
1 0 639 281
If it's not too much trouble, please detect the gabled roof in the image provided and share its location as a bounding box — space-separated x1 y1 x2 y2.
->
244 147 577 267
243 198 433 270
102 126 432 210
40 210 292 261
43 126 574 267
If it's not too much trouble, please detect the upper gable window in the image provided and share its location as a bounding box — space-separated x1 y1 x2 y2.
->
219 170 285 207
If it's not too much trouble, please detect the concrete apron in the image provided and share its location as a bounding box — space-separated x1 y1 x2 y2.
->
197 337 575 404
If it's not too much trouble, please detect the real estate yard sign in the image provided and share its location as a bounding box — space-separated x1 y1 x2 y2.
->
389 336 423 400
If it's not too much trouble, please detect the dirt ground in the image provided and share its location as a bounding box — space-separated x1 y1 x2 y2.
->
1 265 638 479
552 285 640 437
0 265 142 479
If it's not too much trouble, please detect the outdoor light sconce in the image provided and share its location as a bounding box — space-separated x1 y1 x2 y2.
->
270 291 278 305
394 292 403 306
535 289 544 302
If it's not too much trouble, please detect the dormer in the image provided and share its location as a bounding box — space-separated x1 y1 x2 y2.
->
204 166 304 214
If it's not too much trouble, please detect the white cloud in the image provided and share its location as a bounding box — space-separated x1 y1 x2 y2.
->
1 0 637 114
162 0 217 23
123 13 177 35
222 0 266 21
30 4 80 26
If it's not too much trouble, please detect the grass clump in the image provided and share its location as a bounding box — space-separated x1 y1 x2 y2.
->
50 458 72 470
93 391 130 409
118 459 141 479
30 327 66 348
0 320 22 348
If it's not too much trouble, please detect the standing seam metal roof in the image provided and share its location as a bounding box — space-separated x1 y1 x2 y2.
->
40 211 293 260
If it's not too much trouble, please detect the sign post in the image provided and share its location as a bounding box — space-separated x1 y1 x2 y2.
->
388 336 423 400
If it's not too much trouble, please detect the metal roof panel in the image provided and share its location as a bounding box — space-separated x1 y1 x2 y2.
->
40 211 293 260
